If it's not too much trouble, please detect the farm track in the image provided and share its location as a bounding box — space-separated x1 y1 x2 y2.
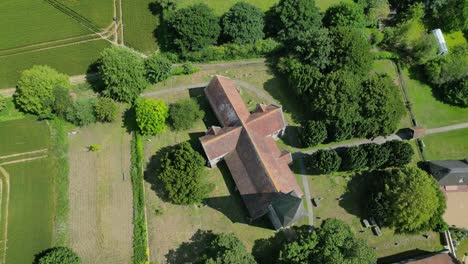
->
0 155 48 166
0 149 48 160
0 167 10 264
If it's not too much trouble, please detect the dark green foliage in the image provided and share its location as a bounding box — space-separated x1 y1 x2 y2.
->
424 45 468 85
169 98 204 130
52 86 73 118
383 140 414 167
14 65 69 117
293 28 333 70
278 219 376 264
411 34 438 65
144 54 172 84
276 57 323 96
430 0 468 32
94 97 119 122
358 74 405 137
36 247 80 264
339 145 368 171
130 133 148 263
204 233 256 264
368 167 447 233
66 98 96 126
323 2 367 28
308 149 341 175
300 120 327 147
221 2 265 44
158 142 212 205
98 46 148 103
167 4 221 52
363 143 390 169
135 98 169 135
359 0 390 26
441 77 468 107
0 95 5 112
271 0 322 45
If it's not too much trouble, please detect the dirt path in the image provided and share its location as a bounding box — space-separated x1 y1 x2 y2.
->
119 0 124 45
0 149 48 160
0 34 96 54
0 167 10 264
425 122 468 135
0 155 48 166
68 123 133 264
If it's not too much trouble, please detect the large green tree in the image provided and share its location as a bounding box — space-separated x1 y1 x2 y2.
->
323 2 367 28
441 77 468 107
167 4 221 52
383 140 414 167
135 98 169 135
36 247 80 264
14 65 69 117
204 233 256 264
308 149 342 175
158 142 211 205
424 45 468 85
368 167 447 233
221 2 265 44
363 143 390 169
358 74 405 137
339 145 368 171
144 54 172 84
300 120 327 147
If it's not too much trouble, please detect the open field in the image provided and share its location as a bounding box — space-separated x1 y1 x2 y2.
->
307 175 443 258
0 118 55 264
143 90 280 263
68 116 133 263
0 40 110 88
58 0 114 29
403 68 468 128
423 128 468 160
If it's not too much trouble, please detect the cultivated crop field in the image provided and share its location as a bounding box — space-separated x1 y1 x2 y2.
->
0 118 55 264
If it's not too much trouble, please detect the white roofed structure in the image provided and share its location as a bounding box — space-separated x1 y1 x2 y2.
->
432 28 448 55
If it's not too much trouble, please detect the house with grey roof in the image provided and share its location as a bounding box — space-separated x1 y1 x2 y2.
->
428 159 468 191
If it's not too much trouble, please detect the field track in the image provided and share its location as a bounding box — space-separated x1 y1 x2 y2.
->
0 167 10 264
0 155 48 166
0 149 48 160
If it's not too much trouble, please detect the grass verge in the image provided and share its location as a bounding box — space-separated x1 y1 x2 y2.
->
130 132 149 263
422 128 468 160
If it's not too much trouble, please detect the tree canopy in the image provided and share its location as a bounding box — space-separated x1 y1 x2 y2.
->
15 65 69 117
204 233 256 264
221 2 265 44
169 98 204 131
144 54 172 84
308 149 341 175
339 145 368 171
98 46 148 103
135 98 169 135
94 97 119 122
36 247 80 264
368 167 447 233
167 4 221 52
158 142 212 205
382 140 414 167
300 120 327 147
323 2 367 28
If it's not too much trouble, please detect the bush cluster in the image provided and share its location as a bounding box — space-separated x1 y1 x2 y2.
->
169 98 204 131
65 97 119 126
135 98 169 135
307 140 414 174
36 247 80 264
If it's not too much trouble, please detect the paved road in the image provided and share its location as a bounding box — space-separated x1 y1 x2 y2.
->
426 122 468 135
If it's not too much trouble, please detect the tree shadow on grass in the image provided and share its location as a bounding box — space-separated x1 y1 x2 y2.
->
122 106 137 133
188 87 220 129
338 172 373 218
143 144 176 203
282 125 302 148
85 59 105 93
149 1 172 52
165 229 215 264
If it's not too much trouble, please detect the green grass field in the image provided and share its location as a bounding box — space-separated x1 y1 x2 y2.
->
423 128 468 160
0 118 55 264
58 0 114 29
457 239 468 262
0 40 110 88
403 68 468 128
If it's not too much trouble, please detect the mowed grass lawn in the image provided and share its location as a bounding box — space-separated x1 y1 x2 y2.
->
0 118 55 264
403 68 468 128
0 40 110 88
423 128 468 160
308 175 443 258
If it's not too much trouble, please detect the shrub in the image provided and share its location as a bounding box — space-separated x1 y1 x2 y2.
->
98 46 148 103
362 143 390 169
203 233 256 264
167 3 221 52
66 98 97 126
169 99 204 130
89 144 101 152
0 94 6 112
158 142 212 204
144 54 172 84
135 98 169 135
339 145 368 171
95 97 119 122
300 120 327 147
221 2 265 44
382 140 414 167
52 86 73 118
308 149 341 174
36 247 80 264
323 2 367 28
14 65 69 117
372 51 399 60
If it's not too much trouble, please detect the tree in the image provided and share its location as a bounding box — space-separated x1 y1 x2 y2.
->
221 2 265 44
52 86 73 118
312 219 377 264
167 4 221 52
300 120 327 147
95 97 119 122
135 98 169 135
14 65 69 117
204 233 256 264
339 145 368 171
36 247 80 264
368 167 447 233
362 143 389 169
278 229 318 264
270 0 322 45
293 28 333 70
158 142 211 204
66 98 97 126
382 140 414 167
276 57 323 97
98 46 148 103
441 77 468 107
361 0 390 26
144 54 172 84
323 2 367 28
358 74 405 137
424 44 468 86
0 94 6 112
430 0 468 32
308 149 341 174
169 98 204 130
